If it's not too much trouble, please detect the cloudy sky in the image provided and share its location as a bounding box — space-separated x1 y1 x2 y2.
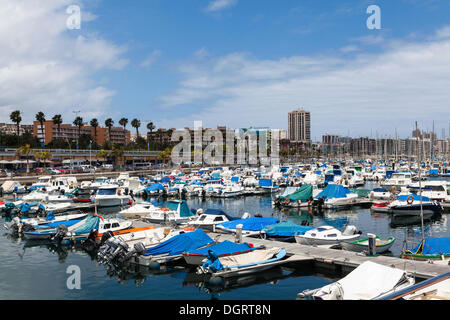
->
1 0 450 141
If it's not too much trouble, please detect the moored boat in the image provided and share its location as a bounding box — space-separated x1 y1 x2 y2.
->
340 236 396 254
297 261 415 300
294 225 362 246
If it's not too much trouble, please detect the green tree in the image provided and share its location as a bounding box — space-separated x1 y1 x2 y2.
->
119 118 128 131
52 114 63 138
73 116 84 138
105 118 114 144
35 111 46 146
10 110 22 137
131 118 141 137
96 149 110 164
90 118 99 144
16 144 32 173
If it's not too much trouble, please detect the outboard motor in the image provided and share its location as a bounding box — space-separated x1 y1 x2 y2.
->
52 224 69 243
7 216 22 233
83 228 98 246
98 236 130 266
99 231 115 247
342 225 361 236
120 242 146 264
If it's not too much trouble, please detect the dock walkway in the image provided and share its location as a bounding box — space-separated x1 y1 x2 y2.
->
207 232 450 281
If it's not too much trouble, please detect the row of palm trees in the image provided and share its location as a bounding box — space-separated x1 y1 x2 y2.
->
9 110 158 147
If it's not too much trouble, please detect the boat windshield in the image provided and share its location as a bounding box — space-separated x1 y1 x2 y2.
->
97 188 117 195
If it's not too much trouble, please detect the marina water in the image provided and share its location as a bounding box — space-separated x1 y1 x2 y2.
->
1 178 448 300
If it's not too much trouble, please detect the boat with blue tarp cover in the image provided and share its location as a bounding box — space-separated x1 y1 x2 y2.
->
132 229 215 266
216 217 280 237
22 215 101 240
260 221 314 242
401 237 450 261
182 240 265 265
314 184 358 209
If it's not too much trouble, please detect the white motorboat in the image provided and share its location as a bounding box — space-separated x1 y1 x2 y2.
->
407 180 448 203
381 172 413 192
184 209 250 231
93 185 132 207
387 194 443 217
297 261 415 300
294 225 362 246
314 184 359 209
142 199 196 225
118 201 159 219
368 187 392 202
212 183 244 198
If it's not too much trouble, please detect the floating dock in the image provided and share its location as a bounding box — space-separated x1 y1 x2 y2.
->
206 232 450 282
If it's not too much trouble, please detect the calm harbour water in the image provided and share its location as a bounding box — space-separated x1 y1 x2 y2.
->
0 179 449 300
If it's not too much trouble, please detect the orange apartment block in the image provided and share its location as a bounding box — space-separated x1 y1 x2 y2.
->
33 121 130 146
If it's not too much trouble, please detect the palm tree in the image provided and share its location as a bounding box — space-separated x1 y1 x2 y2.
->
52 114 62 138
35 112 46 146
10 110 22 137
112 146 125 168
105 118 114 144
90 118 99 144
73 116 84 138
131 118 141 137
119 118 128 131
146 121 155 150
96 149 110 165
16 144 32 173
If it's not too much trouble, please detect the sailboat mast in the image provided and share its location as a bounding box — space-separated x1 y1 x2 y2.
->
417 123 425 243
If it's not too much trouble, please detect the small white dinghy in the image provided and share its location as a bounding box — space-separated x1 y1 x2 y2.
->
298 261 415 300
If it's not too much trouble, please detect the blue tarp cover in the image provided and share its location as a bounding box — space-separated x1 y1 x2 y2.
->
146 183 165 192
186 240 263 256
218 217 279 231
315 184 350 200
37 219 83 229
258 179 273 187
411 237 450 255
396 194 432 202
71 216 100 235
263 221 313 237
144 229 214 256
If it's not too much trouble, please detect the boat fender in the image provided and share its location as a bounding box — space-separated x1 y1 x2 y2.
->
406 195 414 205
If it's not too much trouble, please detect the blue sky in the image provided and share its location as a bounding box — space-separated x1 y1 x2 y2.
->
1 0 450 141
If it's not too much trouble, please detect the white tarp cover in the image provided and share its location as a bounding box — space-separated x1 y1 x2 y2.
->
1 180 21 192
316 261 409 300
218 247 281 267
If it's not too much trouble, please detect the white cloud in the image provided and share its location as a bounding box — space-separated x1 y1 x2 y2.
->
140 50 162 68
157 29 450 139
205 0 238 13
0 0 128 124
